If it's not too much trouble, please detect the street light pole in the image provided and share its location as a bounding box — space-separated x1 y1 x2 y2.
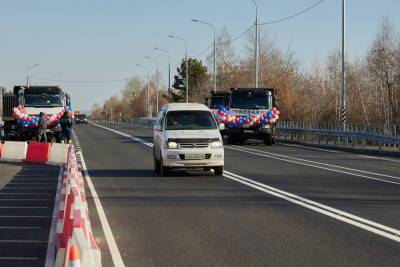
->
192 19 217 92
136 64 151 118
169 35 189 103
340 0 347 129
154 47 171 95
252 0 259 88
145 56 159 115
26 64 39 87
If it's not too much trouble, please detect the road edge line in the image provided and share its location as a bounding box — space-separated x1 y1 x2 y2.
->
77 150 125 267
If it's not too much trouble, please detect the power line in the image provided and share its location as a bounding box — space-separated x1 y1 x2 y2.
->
259 0 326 25
30 76 147 84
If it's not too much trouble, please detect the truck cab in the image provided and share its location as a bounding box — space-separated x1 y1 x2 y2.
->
2 86 71 142
227 88 278 145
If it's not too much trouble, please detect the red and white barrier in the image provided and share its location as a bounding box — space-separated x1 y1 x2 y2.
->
0 141 69 165
54 146 101 267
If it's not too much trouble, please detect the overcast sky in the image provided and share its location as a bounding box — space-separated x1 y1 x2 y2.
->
0 0 399 111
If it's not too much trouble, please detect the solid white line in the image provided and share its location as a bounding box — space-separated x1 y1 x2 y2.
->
77 150 125 267
277 142 400 163
277 143 340 153
227 146 400 186
44 167 62 267
93 123 400 243
223 171 400 242
232 145 400 180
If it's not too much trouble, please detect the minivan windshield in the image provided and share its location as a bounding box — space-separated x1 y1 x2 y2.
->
165 110 217 130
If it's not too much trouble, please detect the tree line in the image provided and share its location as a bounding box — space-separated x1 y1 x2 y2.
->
91 18 400 128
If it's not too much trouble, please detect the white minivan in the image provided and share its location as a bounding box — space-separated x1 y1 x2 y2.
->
153 103 224 176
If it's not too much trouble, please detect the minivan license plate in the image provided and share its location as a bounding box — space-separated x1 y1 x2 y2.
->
186 154 204 160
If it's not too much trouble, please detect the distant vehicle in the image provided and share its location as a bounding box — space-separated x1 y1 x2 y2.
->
205 91 231 136
153 103 225 176
206 88 279 145
75 114 88 124
2 85 72 142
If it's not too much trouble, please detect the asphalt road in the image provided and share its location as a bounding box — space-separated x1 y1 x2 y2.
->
0 163 60 267
74 123 400 267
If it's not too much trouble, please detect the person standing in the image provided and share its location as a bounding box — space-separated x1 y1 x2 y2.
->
59 111 73 144
37 112 47 142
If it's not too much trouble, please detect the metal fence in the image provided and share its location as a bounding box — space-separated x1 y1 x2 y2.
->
275 121 400 151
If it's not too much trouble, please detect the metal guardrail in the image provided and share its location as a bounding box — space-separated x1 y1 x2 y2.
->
275 126 400 151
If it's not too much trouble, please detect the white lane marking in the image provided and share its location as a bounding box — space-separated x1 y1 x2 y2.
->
233 145 400 180
227 146 400 186
44 167 62 267
94 123 154 147
77 150 125 267
278 142 400 163
277 143 340 153
223 171 400 242
93 123 400 243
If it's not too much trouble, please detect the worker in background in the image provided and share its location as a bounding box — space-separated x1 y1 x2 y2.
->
59 111 73 144
37 112 47 142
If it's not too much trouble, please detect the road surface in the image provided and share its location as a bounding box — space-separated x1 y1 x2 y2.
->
74 123 400 267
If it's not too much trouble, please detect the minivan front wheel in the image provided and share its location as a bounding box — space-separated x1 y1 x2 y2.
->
160 155 170 177
153 150 161 174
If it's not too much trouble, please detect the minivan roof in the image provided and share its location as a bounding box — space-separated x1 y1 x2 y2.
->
161 103 210 112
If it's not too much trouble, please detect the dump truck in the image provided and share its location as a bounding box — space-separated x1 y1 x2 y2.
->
2 85 72 142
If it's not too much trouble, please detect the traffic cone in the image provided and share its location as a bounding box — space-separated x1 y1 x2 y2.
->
68 245 81 267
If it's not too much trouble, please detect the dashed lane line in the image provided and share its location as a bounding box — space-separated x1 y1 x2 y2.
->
92 123 400 244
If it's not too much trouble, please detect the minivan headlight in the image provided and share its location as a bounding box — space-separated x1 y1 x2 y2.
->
211 140 223 148
167 141 178 149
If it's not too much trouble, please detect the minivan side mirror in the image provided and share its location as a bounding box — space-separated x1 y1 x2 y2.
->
218 123 225 131
154 124 162 131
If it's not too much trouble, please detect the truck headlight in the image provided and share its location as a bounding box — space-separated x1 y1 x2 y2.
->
167 141 178 149
211 140 223 148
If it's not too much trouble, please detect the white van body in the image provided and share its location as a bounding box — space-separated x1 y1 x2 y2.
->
153 103 224 176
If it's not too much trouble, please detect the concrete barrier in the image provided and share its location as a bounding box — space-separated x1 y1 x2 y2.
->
55 146 101 267
1 141 28 162
48 143 70 165
25 142 51 164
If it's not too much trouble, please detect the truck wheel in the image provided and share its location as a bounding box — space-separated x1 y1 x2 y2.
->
264 134 273 146
227 132 235 145
214 166 224 176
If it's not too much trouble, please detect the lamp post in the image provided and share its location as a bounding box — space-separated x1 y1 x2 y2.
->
136 63 151 118
26 64 39 87
251 0 259 88
154 47 171 95
169 34 189 103
192 19 217 92
340 0 347 129
145 56 159 115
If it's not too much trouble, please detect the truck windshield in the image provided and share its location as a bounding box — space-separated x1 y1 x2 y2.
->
210 96 229 109
166 111 217 130
24 93 62 107
231 94 269 109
